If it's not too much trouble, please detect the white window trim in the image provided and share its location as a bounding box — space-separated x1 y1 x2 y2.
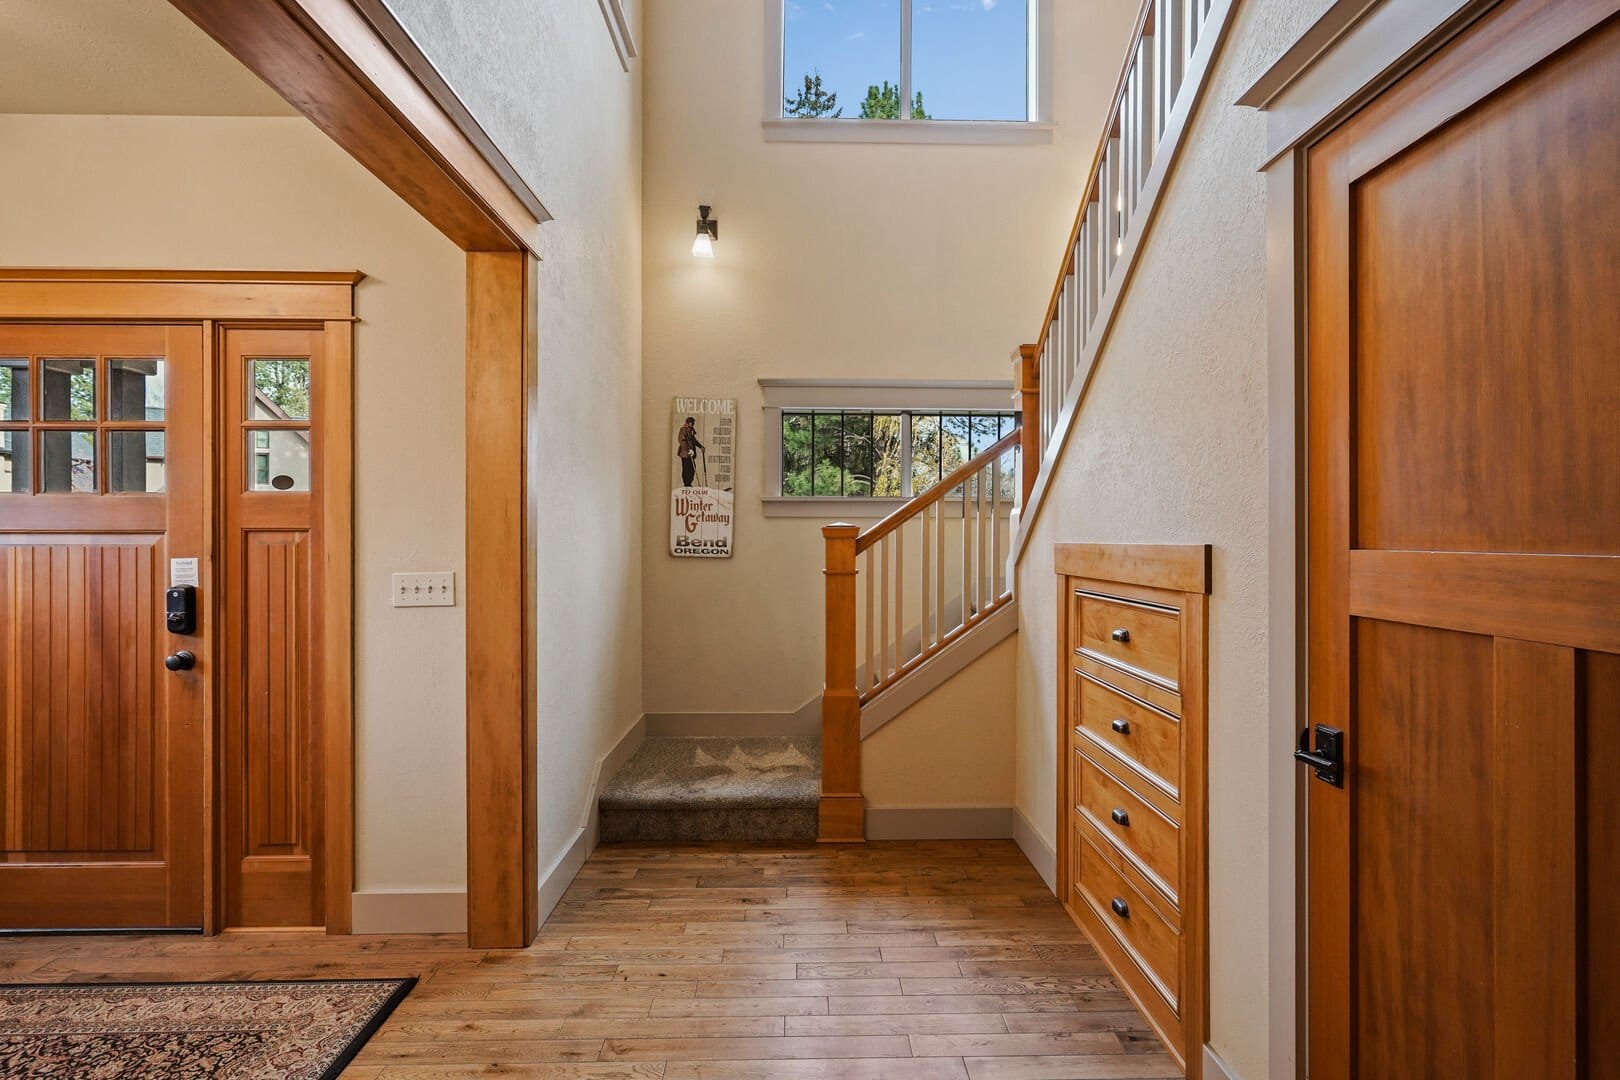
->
764 0 1053 145
760 378 1017 519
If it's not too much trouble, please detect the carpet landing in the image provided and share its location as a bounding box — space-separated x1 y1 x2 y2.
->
0 977 414 1079
598 735 820 841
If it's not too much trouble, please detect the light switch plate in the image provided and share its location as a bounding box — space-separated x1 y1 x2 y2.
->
392 571 455 607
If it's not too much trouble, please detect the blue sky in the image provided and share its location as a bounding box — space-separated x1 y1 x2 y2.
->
783 0 1027 121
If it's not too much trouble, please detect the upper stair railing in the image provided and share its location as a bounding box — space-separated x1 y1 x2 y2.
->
1014 0 1235 543
818 430 1024 842
817 0 1235 841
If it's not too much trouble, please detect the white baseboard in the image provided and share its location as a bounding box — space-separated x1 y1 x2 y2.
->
351 715 647 936
1013 804 1056 894
644 700 820 737
538 712 648 926
351 889 467 934
1203 1044 1241 1080
864 805 1013 840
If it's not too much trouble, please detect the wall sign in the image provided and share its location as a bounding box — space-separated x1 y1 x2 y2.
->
670 397 735 558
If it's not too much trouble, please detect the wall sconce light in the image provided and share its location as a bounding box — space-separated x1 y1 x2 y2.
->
692 205 718 258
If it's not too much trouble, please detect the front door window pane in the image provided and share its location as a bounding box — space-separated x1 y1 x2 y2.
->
108 359 165 422
251 359 311 421
0 359 28 421
109 430 165 493
40 359 96 421
248 429 311 492
41 429 96 492
0 430 28 493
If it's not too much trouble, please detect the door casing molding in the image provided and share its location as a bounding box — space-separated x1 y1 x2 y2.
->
164 0 547 947
0 268 360 934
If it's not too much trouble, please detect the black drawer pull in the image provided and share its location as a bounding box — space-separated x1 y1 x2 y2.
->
1110 897 1130 918
1110 627 1131 643
1110 808 1130 827
1111 718 1131 734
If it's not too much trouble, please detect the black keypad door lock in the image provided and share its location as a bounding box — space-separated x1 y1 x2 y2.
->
166 585 197 635
1294 725 1345 787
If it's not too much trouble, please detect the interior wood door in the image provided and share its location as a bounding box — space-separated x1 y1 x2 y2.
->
1304 4 1619 1077
219 326 325 928
0 324 206 929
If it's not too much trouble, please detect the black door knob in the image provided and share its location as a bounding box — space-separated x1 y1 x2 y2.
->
165 650 196 672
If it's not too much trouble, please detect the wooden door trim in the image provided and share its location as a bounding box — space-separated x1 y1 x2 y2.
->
167 0 547 253
0 273 357 935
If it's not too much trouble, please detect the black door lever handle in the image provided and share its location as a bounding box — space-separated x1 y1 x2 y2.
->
1294 726 1344 787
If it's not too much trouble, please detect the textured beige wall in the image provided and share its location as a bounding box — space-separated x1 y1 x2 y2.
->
1011 1 1330 1075
0 113 469 892
863 636 1017 808
381 0 645 877
640 0 1139 719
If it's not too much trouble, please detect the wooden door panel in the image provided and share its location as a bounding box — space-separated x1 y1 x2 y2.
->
1351 620 1494 1078
1585 650 1620 1077
1351 21 1620 554
2 541 160 855
243 531 309 859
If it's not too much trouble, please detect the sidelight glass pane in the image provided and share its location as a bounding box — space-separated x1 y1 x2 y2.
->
109 431 165 493
40 358 95 421
251 359 311 421
247 428 311 492
0 430 28 493
0 359 28 421
41 429 96 492
108 359 165 422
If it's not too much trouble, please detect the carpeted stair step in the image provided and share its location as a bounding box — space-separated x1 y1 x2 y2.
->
598 736 820 843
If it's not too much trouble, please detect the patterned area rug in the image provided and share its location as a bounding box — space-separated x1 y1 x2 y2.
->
0 978 414 1079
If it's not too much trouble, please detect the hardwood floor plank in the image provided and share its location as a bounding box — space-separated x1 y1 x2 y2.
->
599 1035 912 1062
661 1060 970 1080
961 1053 1183 1079
910 1032 1124 1057
785 1013 1010 1036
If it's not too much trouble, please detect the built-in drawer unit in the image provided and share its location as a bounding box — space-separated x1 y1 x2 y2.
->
1055 543 1208 1079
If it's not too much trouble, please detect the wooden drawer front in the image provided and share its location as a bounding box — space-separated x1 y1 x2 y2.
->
1076 836 1181 1010
1076 751 1180 906
1074 671 1181 797
1076 592 1181 689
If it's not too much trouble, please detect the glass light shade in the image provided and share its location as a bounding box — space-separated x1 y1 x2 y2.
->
692 230 715 258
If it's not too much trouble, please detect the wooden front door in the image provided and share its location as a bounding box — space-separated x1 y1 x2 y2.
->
1304 4 1619 1077
0 324 207 929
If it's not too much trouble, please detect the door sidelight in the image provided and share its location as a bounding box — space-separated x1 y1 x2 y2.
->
1294 725 1345 787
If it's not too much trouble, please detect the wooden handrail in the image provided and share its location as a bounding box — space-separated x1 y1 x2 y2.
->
856 429 1020 552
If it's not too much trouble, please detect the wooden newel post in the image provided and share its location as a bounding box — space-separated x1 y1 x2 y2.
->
819 522 864 842
1015 344 1041 504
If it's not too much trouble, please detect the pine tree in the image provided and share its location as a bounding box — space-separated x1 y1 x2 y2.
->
857 82 930 120
784 71 842 117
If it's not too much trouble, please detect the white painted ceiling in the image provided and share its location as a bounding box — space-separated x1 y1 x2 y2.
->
0 0 296 116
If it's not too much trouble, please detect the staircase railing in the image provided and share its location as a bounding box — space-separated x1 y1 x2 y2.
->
1012 0 1235 546
818 429 1024 842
